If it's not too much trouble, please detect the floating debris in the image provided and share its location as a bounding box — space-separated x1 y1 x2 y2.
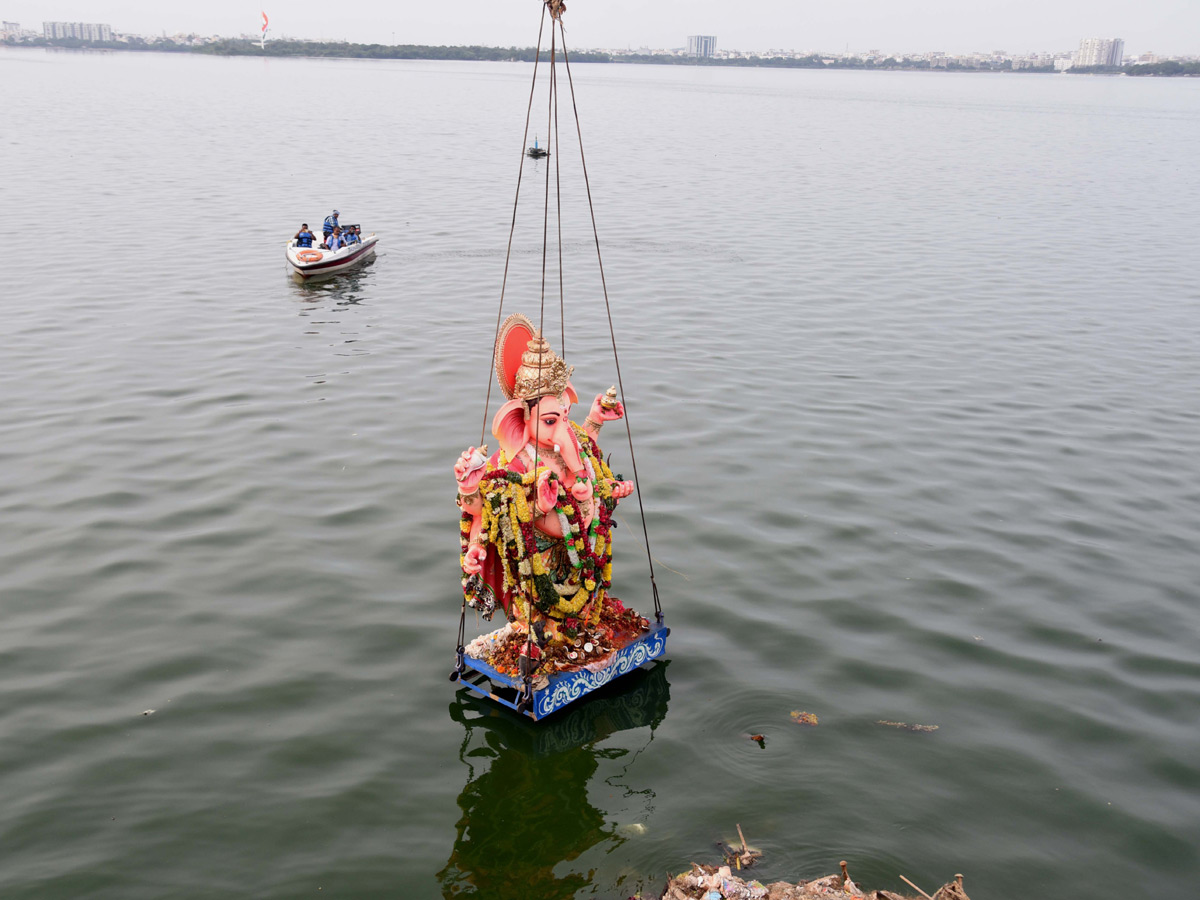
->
789 710 818 726
840 860 858 895
669 864 767 900
743 732 766 748
717 823 763 871
141 709 156 717
659 861 971 900
877 720 939 733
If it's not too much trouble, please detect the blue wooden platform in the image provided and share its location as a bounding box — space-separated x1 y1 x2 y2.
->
459 622 670 721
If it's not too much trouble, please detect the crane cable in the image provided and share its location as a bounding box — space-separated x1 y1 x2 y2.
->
452 2 548 687
459 0 664 702
559 20 663 624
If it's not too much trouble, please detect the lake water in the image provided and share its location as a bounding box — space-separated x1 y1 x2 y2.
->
2 47 1199 898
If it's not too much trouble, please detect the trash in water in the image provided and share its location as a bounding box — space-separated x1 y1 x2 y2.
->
877 719 939 733
662 861 972 900
718 824 762 870
789 710 818 726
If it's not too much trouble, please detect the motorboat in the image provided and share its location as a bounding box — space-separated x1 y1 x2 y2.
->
527 135 550 158
285 228 378 279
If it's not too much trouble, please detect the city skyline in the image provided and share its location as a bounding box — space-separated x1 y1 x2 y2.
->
16 22 1185 73
2 0 1198 57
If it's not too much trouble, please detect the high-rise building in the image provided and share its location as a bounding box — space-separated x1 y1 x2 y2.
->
687 35 716 58
43 22 113 42
1076 37 1124 67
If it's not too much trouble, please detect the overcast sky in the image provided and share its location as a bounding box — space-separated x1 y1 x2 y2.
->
7 0 1198 55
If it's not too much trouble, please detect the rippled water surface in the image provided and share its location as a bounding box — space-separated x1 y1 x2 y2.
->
3 48 1199 898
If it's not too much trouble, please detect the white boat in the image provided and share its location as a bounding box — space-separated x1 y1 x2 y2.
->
285 231 378 279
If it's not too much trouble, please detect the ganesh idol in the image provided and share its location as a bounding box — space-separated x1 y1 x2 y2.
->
453 314 644 674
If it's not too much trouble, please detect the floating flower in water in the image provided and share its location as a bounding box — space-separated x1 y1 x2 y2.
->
790 710 818 726
877 719 939 733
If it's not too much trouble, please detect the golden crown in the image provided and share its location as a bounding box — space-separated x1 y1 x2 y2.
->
513 331 573 401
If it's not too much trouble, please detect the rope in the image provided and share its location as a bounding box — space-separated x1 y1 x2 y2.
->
470 2 548 706
559 22 662 622
553 41 565 357
521 14 560 712
449 594 467 682
538 23 555 342
479 3 548 448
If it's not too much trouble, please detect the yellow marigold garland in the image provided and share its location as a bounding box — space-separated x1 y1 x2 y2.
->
461 424 621 623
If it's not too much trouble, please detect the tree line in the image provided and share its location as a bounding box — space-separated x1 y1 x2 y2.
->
1124 60 1200 76
196 39 610 62
9 37 1198 76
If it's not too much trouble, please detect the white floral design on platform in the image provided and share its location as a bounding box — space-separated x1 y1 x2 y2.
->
536 628 668 718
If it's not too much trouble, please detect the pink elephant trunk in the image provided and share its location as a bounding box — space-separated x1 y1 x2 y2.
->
534 418 583 476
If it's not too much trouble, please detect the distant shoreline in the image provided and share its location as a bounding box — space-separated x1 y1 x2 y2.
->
7 38 1199 76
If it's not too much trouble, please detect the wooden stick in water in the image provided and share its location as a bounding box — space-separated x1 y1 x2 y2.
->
899 875 935 900
737 823 748 853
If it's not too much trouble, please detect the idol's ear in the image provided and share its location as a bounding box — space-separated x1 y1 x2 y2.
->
492 399 529 459
563 382 579 406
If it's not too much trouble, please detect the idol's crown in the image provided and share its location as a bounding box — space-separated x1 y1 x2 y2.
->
514 332 574 401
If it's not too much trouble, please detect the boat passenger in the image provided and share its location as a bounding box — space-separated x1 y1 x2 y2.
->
294 224 316 248
324 226 345 251
323 210 340 239
344 226 360 246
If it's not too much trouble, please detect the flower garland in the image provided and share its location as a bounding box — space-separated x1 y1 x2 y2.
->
459 421 626 624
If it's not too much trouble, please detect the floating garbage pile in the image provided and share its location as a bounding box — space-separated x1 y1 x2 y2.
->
658 861 971 900
652 714 953 900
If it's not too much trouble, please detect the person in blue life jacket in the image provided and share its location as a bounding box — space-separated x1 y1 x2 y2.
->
344 226 360 246
294 224 316 248
323 210 340 239
324 226 345 251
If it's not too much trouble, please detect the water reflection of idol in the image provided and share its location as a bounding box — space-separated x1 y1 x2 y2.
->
438 662 671 899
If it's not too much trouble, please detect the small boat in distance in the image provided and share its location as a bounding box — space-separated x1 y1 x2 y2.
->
527 135 550 159
286 227 378 280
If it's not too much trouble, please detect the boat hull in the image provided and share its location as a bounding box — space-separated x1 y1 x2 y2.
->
285 234 379 279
